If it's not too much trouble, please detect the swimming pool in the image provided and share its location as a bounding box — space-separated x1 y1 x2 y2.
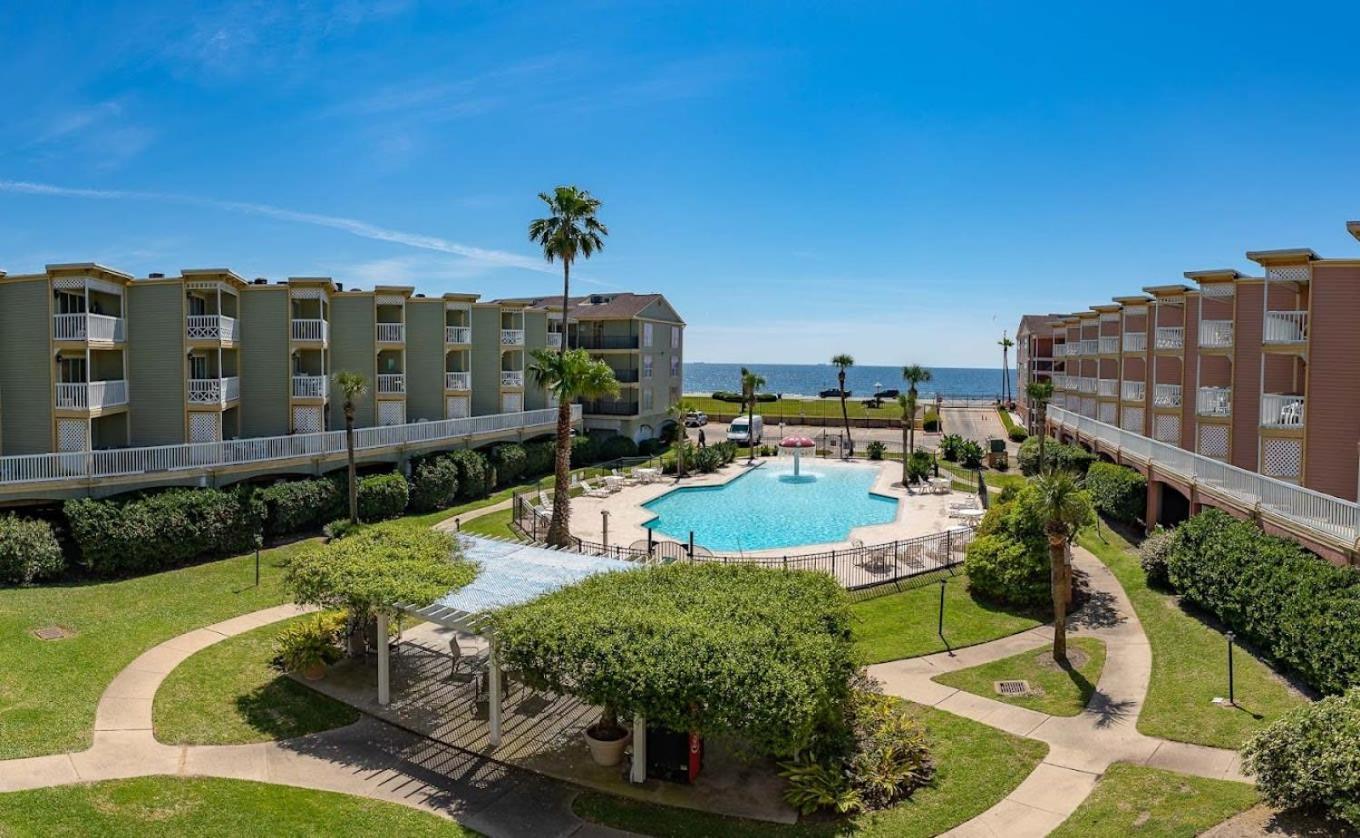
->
642 463 898 552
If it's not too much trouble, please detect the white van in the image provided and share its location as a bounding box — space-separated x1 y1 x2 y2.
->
726 415 764 445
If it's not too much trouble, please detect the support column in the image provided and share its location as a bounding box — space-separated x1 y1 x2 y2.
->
1145 471 1163 534
377 612 390 706
630 715 647 784
488 637 503 747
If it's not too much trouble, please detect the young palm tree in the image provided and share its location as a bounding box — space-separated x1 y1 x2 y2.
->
901 364 933 454
831 354 855 457
1026 379 1055 465
332 371 368 525
1031 470 1095 663
741 367 766 463
895 393 911 485
998 332 1015 403
666 397 697 478
528 348 619 546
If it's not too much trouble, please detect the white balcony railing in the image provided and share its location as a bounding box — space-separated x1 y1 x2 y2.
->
187 315 239 342
1155 326 1184 350
54 313 125 343
1053 344 1068 358
292 375 328 399
1077 377 1097 394
1199 320 1233 349
1080 339 1098 355
1121 380 1146 402
377 322 405 343
1122 331 1147 352
1097 379 1118 398
444 371 471 391
445 325 471 344
500 329 525 346
377 374 405 395
55 380 128 410
1153 383 1182 408
1098 336 1120 355
1261 393 1305 428
1197 386 1232 417
1046 405 1360 545
291 319 328 343
0 406 578 488
501 370 525 388
547 333 563 349
188 377 241 405
1263 311 1308 344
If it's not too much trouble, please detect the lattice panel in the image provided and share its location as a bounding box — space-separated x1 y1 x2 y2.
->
1121 407 1144 433
500 392 523 413
189 411 222 443
56 418 90 452
1154 414 1180 443
374 295 406 306
377 400 405 427
1262 437 1302 478
445 396 469 419
292 406 323 434
1267 266 1310 283
1198 424 1229 459
1098 402 1117 423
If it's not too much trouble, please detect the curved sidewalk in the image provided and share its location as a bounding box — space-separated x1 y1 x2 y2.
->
870 546 1247 837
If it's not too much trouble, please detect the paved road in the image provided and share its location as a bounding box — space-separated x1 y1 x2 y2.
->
939 406 1007 444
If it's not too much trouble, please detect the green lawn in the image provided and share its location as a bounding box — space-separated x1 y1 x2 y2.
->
0 776 474 836
459 507 519 540
1048 764 1258 838
937 460 1026 493
687 396 913 422
851 576 1044 664
153 613 359 745
934 636 1106 716
1078 525 1306 749
572 703 1047 837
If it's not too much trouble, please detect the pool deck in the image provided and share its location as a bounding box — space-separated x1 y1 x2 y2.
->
568 457 969 557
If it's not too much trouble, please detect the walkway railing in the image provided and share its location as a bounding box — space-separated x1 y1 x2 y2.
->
1049 405 1360 544
0 406 576 487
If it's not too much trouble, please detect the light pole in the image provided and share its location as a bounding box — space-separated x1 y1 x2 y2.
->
937 577 952 655
1226 631 1237 706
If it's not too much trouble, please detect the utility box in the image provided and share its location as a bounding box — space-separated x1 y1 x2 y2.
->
646 727 703 784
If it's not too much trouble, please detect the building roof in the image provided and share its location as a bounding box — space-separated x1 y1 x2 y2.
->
503 292 680 322
1016 313 1068 336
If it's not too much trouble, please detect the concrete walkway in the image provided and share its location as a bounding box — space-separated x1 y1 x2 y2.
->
870 545 1249 837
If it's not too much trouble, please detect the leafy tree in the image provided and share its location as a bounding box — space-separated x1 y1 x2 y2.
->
1244 689 1360 830
1030 470 1095 662
332 370 368 525
1025 379 1054 461
831 354 855 457
741 367 767 463
527 348 619 546
666 397 698 477
900 364 933 455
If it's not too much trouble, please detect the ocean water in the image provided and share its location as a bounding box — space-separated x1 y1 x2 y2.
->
683 362 1017 400
642 463 898 552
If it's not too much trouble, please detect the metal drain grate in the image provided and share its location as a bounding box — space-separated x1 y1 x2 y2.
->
32 625 74 641
994 679 1030 696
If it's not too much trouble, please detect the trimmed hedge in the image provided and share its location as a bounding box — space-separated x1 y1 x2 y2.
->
444 449 490 500
258 477 344 537
598 434 638 460
1017 437 1095 476
964 484 1051 606
523 440 555 476
921 409 940 432
570 435 598 468
1166 509 1360 695
490 443 528 486
0 515 64 586
1084 462 1146 523
1244 689 1360 830
409 457 460 512
65 488 264 577
357 473 409 523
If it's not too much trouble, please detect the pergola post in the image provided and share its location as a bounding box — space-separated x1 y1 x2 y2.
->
376 612 391 706
488 636 503 747
630 714 647 784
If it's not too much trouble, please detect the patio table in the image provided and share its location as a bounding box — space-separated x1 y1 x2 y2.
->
603 475 624 492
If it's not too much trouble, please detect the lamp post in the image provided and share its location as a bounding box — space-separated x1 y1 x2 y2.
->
1226 631 1236 706
937 577 952 655
254 534 262 588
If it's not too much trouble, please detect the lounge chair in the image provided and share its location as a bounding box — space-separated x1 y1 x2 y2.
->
579 477 611 499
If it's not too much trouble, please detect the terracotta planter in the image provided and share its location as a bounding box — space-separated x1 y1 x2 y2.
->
302 661 327 681
583 725 632 767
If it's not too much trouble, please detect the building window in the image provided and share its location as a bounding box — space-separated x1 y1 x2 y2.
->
643 355 653 379
671 325 680 350
642 388 654 411
643 322 654 347
670 355 680 377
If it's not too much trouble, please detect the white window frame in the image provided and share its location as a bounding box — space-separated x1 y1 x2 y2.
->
643 355 654 380
671 325 680 350
643 322 654 348
642 387 654 411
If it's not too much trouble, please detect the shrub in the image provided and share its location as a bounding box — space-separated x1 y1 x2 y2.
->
692 446 723 473
258 478 344 537
445 449 490 500
866 441 886 460
712 391 776 403
323 518 361 540
1007 425 1028 442
523 440 556 477
1085 462 1146 523
409 457 459 512
907 450 932 482
1244 689 1360 830
958 440 984 470
274 612 347 672
1017 438 1096 476
570 435 599 468
356 472 409 523
938 434 965 462
598 434 639 461
964 533 1048 607
65 487 263 577
1166 509 1360 695
489 443 527 486
1138 527 1174 588
0 515 64 586
638 439 666 457
921 409 940 432
714 441 738 465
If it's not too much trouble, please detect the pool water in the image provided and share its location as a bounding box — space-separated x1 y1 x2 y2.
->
642 464 898 552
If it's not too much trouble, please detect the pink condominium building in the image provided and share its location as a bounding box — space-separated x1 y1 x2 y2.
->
1017 221 1360 567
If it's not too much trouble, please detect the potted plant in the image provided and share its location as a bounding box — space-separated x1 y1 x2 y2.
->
583 705 632 766
275 614 344 681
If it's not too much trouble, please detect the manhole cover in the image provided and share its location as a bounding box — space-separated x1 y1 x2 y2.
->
994 679 1031 696
31 625 75 641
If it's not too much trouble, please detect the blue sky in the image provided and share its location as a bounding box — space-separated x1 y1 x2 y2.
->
4 1 1360 366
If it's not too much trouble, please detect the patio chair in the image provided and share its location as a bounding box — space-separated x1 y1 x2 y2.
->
613 467 639 486
578 477 611 499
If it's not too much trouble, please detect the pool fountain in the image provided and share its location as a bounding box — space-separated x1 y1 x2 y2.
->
778 435 816 478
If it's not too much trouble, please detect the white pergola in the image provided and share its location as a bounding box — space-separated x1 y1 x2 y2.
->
384 535 656 782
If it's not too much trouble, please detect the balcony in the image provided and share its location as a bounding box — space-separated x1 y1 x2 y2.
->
578 334 640 351
188 377 241 406
501 370 524 388
445 325 471 344
1155 327 1184 350
1053 344 1069 358
376 374 405 395
1261 393 1305 428
547 333 563 350
377 323 405 343
582 398 640 416
56 380 128 410
1121 380 1145 402
500 329 525 346
54 313 125 343
1153 383 1182 408
1122 332 1147 352
291 319 328 343
1077 377 1097 394
292 375 328 399
1197 386 1232 417
1199 320 1233 349
1097 379 1118 398
187 315 239 342
611 368 641 384
1263 311 1308 345
1098 336 1120 355
444 371 471 391
1080 339 1098 355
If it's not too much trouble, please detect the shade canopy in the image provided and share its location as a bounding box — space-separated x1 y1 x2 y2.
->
780 435 816 448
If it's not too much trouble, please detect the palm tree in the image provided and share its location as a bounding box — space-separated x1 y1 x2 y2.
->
528 348 619 546
740 367 766 463
901 365 933 454
895 393 911 485
666 397 697 478
1026 379 1055 465
332 371 368 525
1031 470 1095 663
831 354 855 457
998 332 1015 403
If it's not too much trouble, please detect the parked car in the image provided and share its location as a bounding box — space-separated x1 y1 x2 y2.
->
727 415 764 445
874 388 900 399
684 410 708 427
819 388 851 398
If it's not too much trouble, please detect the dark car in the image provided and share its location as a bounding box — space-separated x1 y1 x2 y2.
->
874 388 900 399
819 388 851 398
